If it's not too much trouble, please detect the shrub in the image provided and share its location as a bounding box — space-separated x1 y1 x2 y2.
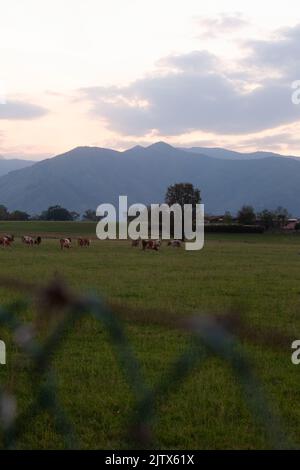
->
205 224 264 234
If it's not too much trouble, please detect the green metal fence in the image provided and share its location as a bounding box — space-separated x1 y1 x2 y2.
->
0 278 294 449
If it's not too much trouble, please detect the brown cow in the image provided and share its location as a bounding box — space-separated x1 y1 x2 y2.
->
4 234 14 243
0 237 12 247
142 239 161 251
60 238 72 250
78 237 91 247
131 239 140 247
34 236 42 245
22 235 34 246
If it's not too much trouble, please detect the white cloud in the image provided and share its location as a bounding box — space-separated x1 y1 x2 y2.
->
81 27 300 136
244 24 300 77
0 100 47 120
195 12 249 38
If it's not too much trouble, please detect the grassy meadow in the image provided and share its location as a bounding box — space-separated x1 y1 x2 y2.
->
0 221 300 449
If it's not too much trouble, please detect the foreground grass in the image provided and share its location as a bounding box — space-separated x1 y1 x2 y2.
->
0 222 300 449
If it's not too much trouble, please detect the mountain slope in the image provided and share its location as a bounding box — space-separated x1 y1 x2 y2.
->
0 158 34 177
184 147 299 160
0 142 299 215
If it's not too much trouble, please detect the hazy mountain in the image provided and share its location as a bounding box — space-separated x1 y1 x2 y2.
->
184 147 299 160
0 142 300 215
0 158 34 177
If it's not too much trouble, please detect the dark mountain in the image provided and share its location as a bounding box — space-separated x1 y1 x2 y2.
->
184 147 299 160
0 142 299 215
0 158 34 177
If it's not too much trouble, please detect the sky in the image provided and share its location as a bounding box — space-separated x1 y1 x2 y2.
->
1 0 300 160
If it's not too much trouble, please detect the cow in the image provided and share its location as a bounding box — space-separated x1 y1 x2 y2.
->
0 234 14 247
3 234 14 243
0 237 12 247
22 235 34 246
78 237 91 247
142 239 161 251
168 239 182 248
131 239 140 247
34 236 42 245
60 238 72 250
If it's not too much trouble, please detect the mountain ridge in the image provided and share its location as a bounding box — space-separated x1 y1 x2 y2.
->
0 142 299 215
0 158 34 177
181 146 300 161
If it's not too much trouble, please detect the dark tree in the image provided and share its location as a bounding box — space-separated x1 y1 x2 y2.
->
223 211 233 224
257 209 276 230
274 206 290 228
9 210 30 221
237 205 256 225
0 205 9 220
165 183 201 208
39 205 74 221
82 209 98 221
164 183 201 238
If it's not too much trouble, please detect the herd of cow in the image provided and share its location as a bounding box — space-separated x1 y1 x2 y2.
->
0 234 182 250
132 239 183 250
59 237 91 249
0 235 92 249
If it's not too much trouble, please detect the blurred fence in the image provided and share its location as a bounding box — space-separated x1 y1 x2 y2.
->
0 278 294 449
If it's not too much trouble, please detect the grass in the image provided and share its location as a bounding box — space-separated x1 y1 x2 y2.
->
0 220 97 237
0 221 300 449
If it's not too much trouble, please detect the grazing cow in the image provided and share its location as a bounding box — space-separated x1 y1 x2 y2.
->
142 239 161 251
60 238 72 250
4 234 14 243
131 239 140 247
78 237 91 247
0 237 12 247
168 239 182 248
1 234 14 246
34 236 42 245
22 235 34 246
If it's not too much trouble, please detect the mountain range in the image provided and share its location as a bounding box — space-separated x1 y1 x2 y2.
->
0 142 299 215
0 157 34 177
183 147 298 160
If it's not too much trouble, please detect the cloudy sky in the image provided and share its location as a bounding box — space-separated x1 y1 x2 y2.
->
1 0 300 159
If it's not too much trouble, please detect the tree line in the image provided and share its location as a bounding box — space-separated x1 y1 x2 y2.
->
164 184 296 230
0 205 98 222
0 183 296 229
231 205 295 229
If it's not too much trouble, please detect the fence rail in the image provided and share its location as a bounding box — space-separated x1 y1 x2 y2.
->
0 277 295 449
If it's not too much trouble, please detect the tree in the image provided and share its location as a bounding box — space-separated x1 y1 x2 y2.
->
237 205 256 225
0 205 9 220
164 183 201 238
39 205 74 221
82 209 98 221
165 183 201 208
274 206 290 228
257 209 275 230
223 211 233 224
9 210 30 221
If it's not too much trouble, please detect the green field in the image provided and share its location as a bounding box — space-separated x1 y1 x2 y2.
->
0 221 300 449
0 220 97 237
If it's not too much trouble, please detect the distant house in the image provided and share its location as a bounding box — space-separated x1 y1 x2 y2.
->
205 216 224 224
205 215 228 224
205 214 238 224
283 219 299 230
